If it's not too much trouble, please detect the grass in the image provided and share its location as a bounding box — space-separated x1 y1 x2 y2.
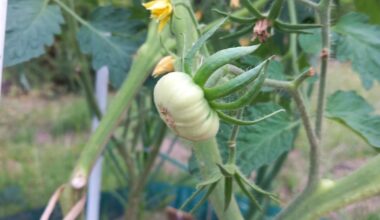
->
0 94 91 217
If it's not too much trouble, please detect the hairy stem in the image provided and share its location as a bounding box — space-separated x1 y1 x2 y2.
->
287 0 300 75
293 90 320 188
274 89 320 219
315 0 331 138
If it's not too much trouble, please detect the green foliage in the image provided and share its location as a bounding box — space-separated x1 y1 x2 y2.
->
217 103 296 175
4 0 64 67
77 6 145 88
326 90 380 148
354 0 380 24
298 29 322 55
267 60 287 80
333 12 380 89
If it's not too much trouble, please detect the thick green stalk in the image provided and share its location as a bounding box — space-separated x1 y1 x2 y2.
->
192 139 244 220
69 23 172 189
58 23 174 216
315 0 331 138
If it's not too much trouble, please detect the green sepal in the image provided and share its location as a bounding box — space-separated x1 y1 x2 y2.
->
217 163 237 177
275 20 322 30
237 169 279 202
224 177 234 211
179 185 206 210
268 0 285 20
183 17 228 75
220 25 254 40
241 0 264 18
204 60 266 100
193 45 260 86
196 172 223 189
213 9 257 23
217 109 285 126
235 173 263 211
190 182 218 213
210 59 269 110
277 27 315 34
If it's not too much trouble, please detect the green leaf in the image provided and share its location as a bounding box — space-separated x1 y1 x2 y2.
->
326 90 380 148
267 60 287 81
4 0 64 67
298 29 322 55
217 103 296 175
333 12 380 89
77 6 144 88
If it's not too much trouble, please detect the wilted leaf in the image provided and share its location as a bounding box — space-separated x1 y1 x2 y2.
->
333 12 380 89
77 6 144 88
218 103 296 175
326 90 380 148
4 0 64 67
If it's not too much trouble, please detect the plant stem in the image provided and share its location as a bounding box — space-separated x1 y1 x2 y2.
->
192 138 244 220
297 0 318 9
292 90 320 188
57 22 174 217
287 0 300 75
227 110 243 165
275 89 320 220
315 0 331 138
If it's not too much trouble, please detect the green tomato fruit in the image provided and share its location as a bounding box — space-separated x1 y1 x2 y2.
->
154 72 220 141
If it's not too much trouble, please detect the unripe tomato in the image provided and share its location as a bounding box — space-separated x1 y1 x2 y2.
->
154 72 220 141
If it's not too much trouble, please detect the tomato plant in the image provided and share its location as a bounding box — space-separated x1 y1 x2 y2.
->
3 0 380 219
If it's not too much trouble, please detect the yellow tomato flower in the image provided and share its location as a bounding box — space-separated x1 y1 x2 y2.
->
143 0 173 32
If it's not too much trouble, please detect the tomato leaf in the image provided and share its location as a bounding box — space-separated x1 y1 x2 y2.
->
77 6 144 88
4 0 64 67
333 12 380 89
218 103 296 175
298 29 322 55
326 90 380 148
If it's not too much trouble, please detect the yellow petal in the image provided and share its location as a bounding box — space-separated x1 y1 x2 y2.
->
158 15 170 32
152 55 175 77
230 0 240 8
